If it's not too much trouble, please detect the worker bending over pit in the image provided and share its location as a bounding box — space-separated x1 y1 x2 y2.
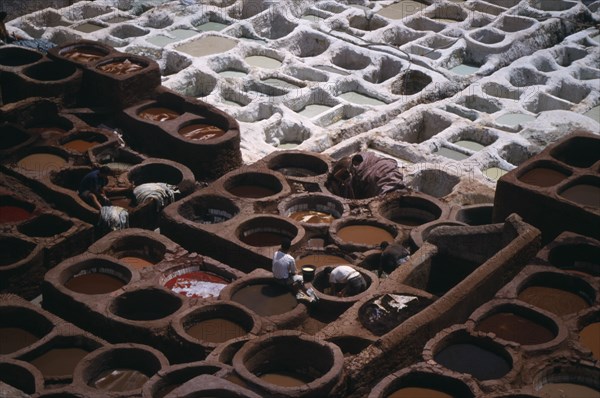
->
379 241 411 278
78 166 131 210
324 265 367 297
327 151 406 199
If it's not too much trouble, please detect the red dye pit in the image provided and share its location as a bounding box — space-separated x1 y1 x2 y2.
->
164 271 229 298
0 206 33 223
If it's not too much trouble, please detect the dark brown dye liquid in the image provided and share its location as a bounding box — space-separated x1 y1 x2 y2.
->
227 185 278 198
337 225 394 245
137 107 181 122
259 371 312 387
186 318 246 343
296 254 348 269
92 368 149 391
560 184 600 208
289 210 335 224
579 322 600 360
275 167 319 177
17 153 67 173
98 59 144 75
64 273 125 294
475 312 555 345
231 283 296 316
518 167 568 187
393 215 429 226
388 387 453 398
518 286 590 316
62 49 106 63
0 327 39 354
240 231 287 247
179 124 226 141
30 347 89 377
0 206 32 223
62 139 101 153
434 343 511 380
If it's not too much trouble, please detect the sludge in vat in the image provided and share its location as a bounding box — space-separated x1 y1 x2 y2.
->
61 134 107 153
516 272 594 316
58 44 110 64
64 261 130 295
232 332 344 396
559 177 600 209
550 135 600 169
0 307 53 355
517 162 571 188
359 294 433 336
178 195 239 224
18 214 73 237
16 150 68 178
533 365 600 398
110 289 182 321
334 219 396 247
106 234 167 270
369 370 477 398
163 267 230 298
474 305 558 346
96 57 146 75
236 216 300 247
548 242 599 276
178 120 227 141
280 194 345 225
579 321 600 360
230 282 297 317
266 151 329 178
178 303 255 345
224 172 284 199
296 253 350 268
77 345 166 393
26 336 100 380
137 105 181 122
0 196 35 224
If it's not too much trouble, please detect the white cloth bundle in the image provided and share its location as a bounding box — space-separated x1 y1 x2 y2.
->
133 183 180 212
99 206 129 231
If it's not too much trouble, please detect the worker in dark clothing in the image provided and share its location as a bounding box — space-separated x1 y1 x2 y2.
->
78 166 112 210
379 241 411 277
0 12 10 43
327 152 405 199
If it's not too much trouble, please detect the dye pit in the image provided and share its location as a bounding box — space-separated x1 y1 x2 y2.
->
0 0 599 397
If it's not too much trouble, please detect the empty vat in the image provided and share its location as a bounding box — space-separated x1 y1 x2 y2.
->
178 195 239 224
110 289 182 321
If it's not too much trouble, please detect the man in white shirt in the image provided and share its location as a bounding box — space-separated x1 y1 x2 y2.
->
323 265 367 297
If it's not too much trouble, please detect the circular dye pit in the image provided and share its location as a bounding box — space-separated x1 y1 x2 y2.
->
0 46 43 67
289 210 335 224
387 387 453 398
259 371 312 387
30 347 90 378
65 272 126 295
518 167 569 187
18 214 73 237
0 237 36 267
137 106 181 122
111 289 182 321
337 225 394 246
92 369 149 391
227 185 278 198
225 172 284 199
237 216 299 247
267 152 329 178
549 243 599 276
518 286 590 316
0 327 39 355
178 195 239 224
296 254 349 269
17 152 67 174
240 230 289 247
475 312 556 345
97 58 145 75
560 183 600 208
24 62 78 81
186 318 247 344
230 283 296 316
579 322 600 359
377 196 443 227
164 271 229 298
538 383 600 398
434 343 511 380
62 138 104 153
178 123 226 141
119 256 154 269
281 194 345 226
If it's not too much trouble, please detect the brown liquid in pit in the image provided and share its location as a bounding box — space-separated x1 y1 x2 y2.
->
227 185 278 198
296 254 348 270
475 312 555 345
30 347 89 377
62 49 106 63
538 383 600 398
560 184 600 208
231 283 296 316
179 124 226 141
138 107 181 122
240 231 288 247
433 343 511 380
0 327 39 354
186 318 246 343
92 368 149 391
337 225 394 245
579 322 600 360
518 167 568 187
289 210 335 224
387 387 453 398
62 139 102 153
98 59 144 75
259 371 313 387
119 256 154 269
17 153 67 173
0 206 33 223
518 286 590 316
65 273 126 294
